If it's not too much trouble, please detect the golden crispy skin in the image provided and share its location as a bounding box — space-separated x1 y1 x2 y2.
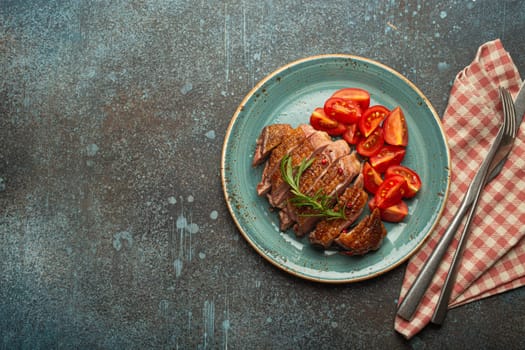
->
334 208 387 255
252 124 293 166
308 185 368 249
292 153 361 236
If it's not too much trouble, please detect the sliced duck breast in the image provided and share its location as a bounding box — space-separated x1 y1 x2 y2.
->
335 208 387 256
267 130 332 208
292 152 362 236
308 176 368 249
252 124 293 166
256 124 315 196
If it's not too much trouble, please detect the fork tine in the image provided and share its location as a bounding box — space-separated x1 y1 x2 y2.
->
500 87 517 137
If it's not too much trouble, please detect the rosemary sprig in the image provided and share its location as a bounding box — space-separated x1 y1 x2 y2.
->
280 154 346 220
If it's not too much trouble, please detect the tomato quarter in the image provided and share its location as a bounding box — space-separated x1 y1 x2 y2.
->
374 175 406 209
381 200 408 222
369 145 406 173
383 106 408 146
359 105 390 137
342 123 363 145
363 162 383 194
385 165 422 198
368 197 408 222
324 97 362 124
331 87 371 110
357 128 384 157
309 107 346 136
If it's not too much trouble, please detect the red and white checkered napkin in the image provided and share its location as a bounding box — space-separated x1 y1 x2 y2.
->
394 39 525 339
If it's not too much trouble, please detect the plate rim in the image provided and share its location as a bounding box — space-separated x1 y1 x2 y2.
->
221 53 451 283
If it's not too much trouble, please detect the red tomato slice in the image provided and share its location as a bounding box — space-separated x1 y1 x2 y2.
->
383 106 408 146
385 165 422 198
374 175 407 209
363 162 383 194
342 123 362 145
356 128 384 157
359 105 390 138
368 197 408 222
324 97 362 124
369 145 406 173
331 88 371 110
309 107 346 136
381 200 408 222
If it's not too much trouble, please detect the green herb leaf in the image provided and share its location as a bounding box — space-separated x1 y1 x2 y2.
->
280 155 346 220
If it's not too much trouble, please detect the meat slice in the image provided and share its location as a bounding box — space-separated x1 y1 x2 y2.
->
292 152 362 236
298 140 350 194
334 208 387 256
308 177 368 249
278 140 350 230
256 124 315 196
252 124 293 166
267 130 332 208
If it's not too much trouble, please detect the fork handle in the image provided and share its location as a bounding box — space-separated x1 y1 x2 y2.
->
431 177 485 324
396 197 470 320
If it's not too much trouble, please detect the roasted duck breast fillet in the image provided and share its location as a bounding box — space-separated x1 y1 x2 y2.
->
308 176 368 249
334 208 387 256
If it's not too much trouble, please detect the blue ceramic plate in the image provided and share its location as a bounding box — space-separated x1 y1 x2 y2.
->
221 55 450 283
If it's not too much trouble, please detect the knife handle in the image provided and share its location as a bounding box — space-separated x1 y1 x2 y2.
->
396 198 469 320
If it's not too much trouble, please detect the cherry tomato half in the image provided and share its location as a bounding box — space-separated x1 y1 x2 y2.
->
342 123 362 145
359 105 390 138
374 174 406 209
324 97 362 124
331 88 371 110
309 107 346 136
383 106 408 146
369 145 406 173
385 165 422 198
363 162 383 194
357 128 384 157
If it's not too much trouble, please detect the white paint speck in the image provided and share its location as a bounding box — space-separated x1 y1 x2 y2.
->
176 215 187 229
210 210 218 220
112 231 133 251
437 61 450 72
174 258 183 277
86 143 99 156
159 299 169 314
180 82 193 95
187 223 199 234
439 10 447 19
187 195 194 203
198 252 206 259
168 196 177 204
205 130 216 139
266 317 272 323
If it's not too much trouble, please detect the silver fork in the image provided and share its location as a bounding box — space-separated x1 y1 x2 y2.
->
430 87 518 324
397 87 518 321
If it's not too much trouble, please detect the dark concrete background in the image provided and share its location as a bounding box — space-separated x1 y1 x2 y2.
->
1 0 524 349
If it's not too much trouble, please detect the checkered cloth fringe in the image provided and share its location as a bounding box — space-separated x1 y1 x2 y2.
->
394 39 524 339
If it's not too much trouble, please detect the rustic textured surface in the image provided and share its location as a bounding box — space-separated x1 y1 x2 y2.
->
1 1 524 349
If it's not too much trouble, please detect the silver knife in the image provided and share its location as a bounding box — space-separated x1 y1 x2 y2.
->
397 83 525 321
